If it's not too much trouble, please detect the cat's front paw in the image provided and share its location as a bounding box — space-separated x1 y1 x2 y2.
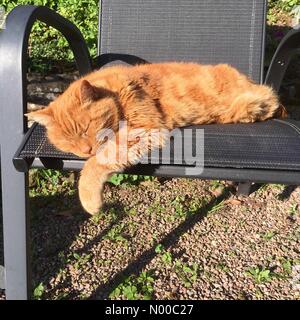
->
81 199 102 215
78 184 102 215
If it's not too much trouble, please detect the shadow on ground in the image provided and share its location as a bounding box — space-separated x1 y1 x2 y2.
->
89 186 233 299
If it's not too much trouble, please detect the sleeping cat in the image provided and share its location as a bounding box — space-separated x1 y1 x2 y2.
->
26 62 286 214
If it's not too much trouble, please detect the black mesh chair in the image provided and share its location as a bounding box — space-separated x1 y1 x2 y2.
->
0 0 300 299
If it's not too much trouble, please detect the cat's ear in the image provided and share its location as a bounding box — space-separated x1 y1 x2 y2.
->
25 107 53 126
79 80 104 104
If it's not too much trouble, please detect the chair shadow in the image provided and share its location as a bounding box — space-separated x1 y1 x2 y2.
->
277 185 298 201
89 186 233 300
28 192 128 299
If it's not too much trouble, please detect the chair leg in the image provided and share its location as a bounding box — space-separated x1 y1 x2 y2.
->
236 182 252 196
1 163 30 300
0 14 34 299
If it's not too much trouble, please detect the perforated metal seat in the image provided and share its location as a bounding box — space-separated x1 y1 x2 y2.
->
15 119 300 171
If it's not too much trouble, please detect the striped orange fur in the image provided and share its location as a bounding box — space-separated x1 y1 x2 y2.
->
27 62 285 214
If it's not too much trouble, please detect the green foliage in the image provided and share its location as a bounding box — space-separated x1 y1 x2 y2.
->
109 271 155 300
207 200 225 215
175 260 199 288
171 196 186 219
268 0 299 12
29 169 75 196
33 282 45 300
108 174 153 186
72 253 91 270
103 223 128 243
289 203 298 216
276 257 300 279
0 0 98 72
262 230 276 241
246 266 274 284
267 0 299 25
278 0 299 12
155 244 173 264
210 180 223 190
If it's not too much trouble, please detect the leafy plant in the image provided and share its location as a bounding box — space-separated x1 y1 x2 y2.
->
90 207 119 224
171 196 186 219
0 0 99 72
33 282 45 300
29 169 75 196
72 253 91 270
275 257 300 279
109 271 155 300
268 0 299 12
175 260 199 288
155 244 173 265
246 266 274 284
207 200 225 215
281 259 293 276
262 230 276 241
280 0 299 12
108 174 153 186
210 180 223 190
289 204 298 216
103 223 127 243
156 246 171 263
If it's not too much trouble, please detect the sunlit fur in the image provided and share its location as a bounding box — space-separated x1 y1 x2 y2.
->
27 62 285 214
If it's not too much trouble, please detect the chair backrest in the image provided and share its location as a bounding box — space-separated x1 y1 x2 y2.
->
98 0 267 83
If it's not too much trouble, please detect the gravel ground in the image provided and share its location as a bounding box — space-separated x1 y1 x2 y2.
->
1 178 299 300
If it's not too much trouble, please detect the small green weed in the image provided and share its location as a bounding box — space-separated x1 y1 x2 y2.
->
109 174 153 186
109 271 155 300
208 200 225 214
262 230 276 241
155 244 173 265
29 169 75 197
33 282 45 300
175 260 199 288
289 204 298 217
210 180 223 190
246 266 274 283
103 223 127 243
72 253 92 270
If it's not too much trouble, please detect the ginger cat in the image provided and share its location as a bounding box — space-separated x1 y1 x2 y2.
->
27 62 285 214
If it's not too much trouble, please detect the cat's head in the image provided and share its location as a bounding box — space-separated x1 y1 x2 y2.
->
26 79 119 158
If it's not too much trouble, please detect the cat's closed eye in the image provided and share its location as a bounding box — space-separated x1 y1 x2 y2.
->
80 122 91 137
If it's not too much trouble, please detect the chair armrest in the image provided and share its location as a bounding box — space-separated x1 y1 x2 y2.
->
0 5 92 79
0 5 93 171
0 4 93 115
265 25 300 91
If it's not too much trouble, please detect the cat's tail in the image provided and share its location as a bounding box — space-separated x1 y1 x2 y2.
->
225 85 284 123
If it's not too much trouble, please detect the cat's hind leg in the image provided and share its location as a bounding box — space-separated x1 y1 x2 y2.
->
224 85 283 123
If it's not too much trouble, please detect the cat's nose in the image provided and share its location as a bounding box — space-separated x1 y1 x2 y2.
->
80 144 92 155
